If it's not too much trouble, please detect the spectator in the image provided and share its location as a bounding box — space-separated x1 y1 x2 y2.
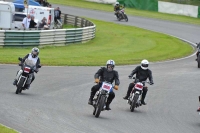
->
29 16 37 28
54 7 61 23
22 14 31 29
38 17 48 29
48 4 52 8
43 0 48 7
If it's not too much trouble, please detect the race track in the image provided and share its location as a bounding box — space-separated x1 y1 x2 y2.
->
1 2 200 133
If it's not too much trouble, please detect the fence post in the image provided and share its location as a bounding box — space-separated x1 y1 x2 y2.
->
64 14 67 24
81 18 84 27
75 16 78 27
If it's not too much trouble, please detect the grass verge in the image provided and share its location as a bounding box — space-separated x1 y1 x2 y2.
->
0 124 18 133
48 0 200 25
0 18 194 66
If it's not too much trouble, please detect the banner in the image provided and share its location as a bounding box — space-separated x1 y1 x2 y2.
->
118 0 158 11
158 1 198 18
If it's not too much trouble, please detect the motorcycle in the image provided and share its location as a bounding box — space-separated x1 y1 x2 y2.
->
92 82 113 118
196 42 200 68
15 57 41 94
116 8 128 22
127 77 150 112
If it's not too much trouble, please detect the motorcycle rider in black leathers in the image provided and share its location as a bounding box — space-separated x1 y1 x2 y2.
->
123 59 154 105
196 42 200 61
13 47 41 89
197 96 200 112
88 60 120 110
114 2 123 18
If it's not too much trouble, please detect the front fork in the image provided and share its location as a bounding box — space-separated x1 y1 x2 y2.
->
128 91 142 104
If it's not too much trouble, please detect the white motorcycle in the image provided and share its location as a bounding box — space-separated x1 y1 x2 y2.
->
116 8 128 22
127 77 150 112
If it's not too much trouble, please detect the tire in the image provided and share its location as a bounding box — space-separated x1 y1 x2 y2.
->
130 94 139 112
16 78 25 94
124 14 128 22
198 55 200 68
95 96 106 118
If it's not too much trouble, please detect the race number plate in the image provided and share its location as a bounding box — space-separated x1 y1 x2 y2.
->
101 82 112 91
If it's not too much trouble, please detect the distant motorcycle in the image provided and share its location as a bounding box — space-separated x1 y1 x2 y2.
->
92 81 113 118
15 57 41 94
196 42 200 68
127 77 150 112
116 8 128 22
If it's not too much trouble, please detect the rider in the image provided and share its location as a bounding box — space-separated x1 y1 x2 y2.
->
13 47 41 89
88 60 120 110
123 59 154 105
196 42 200 61
114 2 123 18
197 96 200 112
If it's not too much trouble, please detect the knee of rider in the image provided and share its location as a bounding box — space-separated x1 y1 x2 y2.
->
143 87 148 91
110 92 115 98
129 82 134 87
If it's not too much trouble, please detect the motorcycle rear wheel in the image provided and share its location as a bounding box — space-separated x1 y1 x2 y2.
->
95 96 105 118
130 94 139 112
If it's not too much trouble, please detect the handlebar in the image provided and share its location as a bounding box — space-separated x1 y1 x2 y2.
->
129 76 153 85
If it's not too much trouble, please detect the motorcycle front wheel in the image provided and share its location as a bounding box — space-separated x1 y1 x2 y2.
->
94 96 105 118
124 14 128 22
130 94 139 112
16 78 25 94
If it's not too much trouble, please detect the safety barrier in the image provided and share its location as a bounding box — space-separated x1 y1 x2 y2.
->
0 14 96 46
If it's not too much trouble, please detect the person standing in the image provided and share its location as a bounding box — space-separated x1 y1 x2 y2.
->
54 7 61 23
22 14 31 29
29 16 37 28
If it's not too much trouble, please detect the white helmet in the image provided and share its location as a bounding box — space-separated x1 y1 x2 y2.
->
31 47 39 58
141 59 149 70
106 60 115 69
115 2 119 5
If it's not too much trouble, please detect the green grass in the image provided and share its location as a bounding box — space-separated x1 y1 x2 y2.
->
63 24 78 28
0 19 193 66
48 0 200 25
0 124 18 133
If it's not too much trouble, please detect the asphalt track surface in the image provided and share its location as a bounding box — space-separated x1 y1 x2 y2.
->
1 2 200 133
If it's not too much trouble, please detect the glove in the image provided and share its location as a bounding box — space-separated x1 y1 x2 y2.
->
150 82 154 85
128 75 132 79
34 69 39 73
114 85 119 90
95 79 100 83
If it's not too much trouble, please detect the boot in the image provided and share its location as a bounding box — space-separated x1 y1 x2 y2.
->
141 89 147 105
26 84 30 89
123 83 135 100
123 95 129 100
105 101 112 110
88 92 94 105
141 100 146 105
197 107 200 112
13 79 17 85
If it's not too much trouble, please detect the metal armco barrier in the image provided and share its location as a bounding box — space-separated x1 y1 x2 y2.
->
0 14 96 46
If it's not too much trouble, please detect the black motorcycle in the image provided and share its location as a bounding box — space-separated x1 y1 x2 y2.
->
116 8 128 22
15 57 41 94
92 81 114 118
196 42 200 68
